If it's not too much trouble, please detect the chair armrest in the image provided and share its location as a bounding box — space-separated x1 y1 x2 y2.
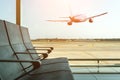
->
28 49 51 54
33 47 54 50
0 59 41 69
16 52 48 59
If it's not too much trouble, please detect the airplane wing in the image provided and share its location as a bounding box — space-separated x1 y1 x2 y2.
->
47 20 69 22
87 12 108 19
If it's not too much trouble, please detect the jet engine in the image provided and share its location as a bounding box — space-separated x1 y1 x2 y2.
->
67 21 72 25
89 18 93 23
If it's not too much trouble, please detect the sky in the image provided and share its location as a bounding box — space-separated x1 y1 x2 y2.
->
0 0 120 39
0 0 16 23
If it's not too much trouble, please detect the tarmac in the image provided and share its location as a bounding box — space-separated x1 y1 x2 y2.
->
32 39 120 80
33 40 120 59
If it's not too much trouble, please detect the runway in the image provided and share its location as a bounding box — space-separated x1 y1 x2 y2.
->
33 40 120 59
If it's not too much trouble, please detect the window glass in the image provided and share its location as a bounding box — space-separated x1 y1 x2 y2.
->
0 0 16 23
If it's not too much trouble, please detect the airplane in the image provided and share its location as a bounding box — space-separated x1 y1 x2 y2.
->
47 12 108 25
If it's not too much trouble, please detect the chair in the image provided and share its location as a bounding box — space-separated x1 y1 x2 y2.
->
0 20 74 80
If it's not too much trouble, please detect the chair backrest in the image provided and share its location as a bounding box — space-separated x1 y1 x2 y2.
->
4 21 34 72
0 20 24 80
20 27 35 50
20 27 40 60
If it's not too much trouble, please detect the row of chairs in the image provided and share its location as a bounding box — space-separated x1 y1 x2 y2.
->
0 20 74 80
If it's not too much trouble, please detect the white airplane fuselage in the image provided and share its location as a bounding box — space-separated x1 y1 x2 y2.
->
67 16 88 25
70 16 87 22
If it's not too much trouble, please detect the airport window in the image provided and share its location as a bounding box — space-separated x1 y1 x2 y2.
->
0 0 16 23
